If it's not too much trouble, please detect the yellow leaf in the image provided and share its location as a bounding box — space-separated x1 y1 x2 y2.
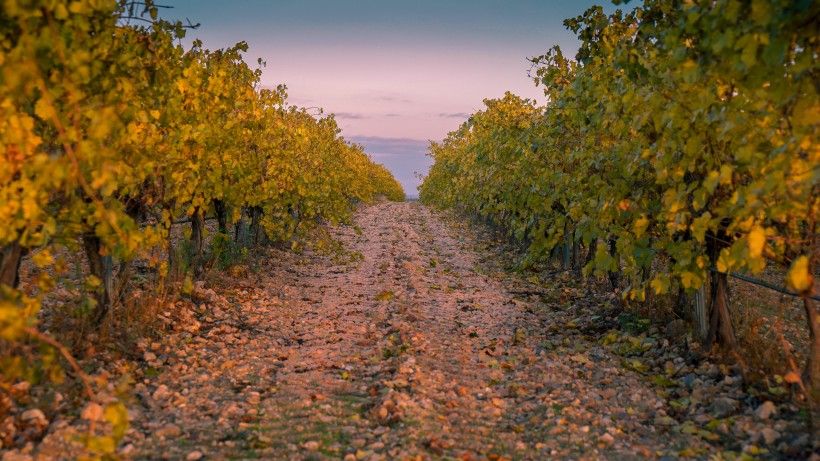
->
85 275 101 289
104 402 130 440
34 98 55 121
786 256 812 292
375 290 393 301
68 2 90 14
54 4 69 20
32 250 53 268
83 436 116 454
680 271 702 290
748 226 765 259
634 216 649 237
716 250 732 273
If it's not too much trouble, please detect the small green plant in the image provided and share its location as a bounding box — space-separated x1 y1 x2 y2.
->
210 232 247 270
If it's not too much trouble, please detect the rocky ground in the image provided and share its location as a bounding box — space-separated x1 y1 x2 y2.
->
3 201 817 460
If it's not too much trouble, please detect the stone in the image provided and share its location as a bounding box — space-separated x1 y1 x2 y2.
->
20 409 47 427
80 402 104 422
186 451 204 460
303 441 319 451
654 415 678 426
368 441 385 450
152 385 172 402
759 428 780 445
155 423 182 438
246 392 261 405
754 401 777 420
10 382 31 395
711 397 738 418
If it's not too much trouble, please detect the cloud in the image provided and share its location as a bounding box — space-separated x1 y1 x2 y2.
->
384 113 401 117
347 135 430 154
354 91 414 104
372 95 413 104
438 112 471 119
333 112 370 119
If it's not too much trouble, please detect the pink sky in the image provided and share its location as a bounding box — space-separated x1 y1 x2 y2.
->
167 0 616 195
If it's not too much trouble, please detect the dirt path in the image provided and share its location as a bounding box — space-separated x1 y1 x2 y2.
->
115 202 719 460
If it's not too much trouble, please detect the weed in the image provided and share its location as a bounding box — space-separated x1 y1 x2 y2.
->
210 232 248 271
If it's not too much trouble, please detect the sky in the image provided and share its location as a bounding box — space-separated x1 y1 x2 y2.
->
164 0 620 197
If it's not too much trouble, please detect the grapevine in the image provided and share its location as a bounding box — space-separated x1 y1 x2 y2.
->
419 0 818 389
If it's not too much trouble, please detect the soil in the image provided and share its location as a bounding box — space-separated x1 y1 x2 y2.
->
2 201 816 460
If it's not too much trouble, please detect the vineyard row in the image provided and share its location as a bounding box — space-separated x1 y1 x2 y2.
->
1 0 404 409
418 0 818 390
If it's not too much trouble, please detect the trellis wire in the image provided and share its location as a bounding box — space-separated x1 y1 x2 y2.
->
708 267 820 302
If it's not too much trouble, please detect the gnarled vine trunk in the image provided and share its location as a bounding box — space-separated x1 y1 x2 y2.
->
235 207 248 248
805 298 819 393
190 206 205 259
706 268 736 349
1 241 25 289
213 199 229 234
705 231 736 349
562 224 571 270
82 234 113 325
608 238 620 291
249 206 263 246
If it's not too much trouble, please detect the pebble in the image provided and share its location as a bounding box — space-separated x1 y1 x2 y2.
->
759 428 780 445
152 385 172 402
20 409 47 427
11 382 31 395
303 441 319 451
246 392 261 405
155 424 182 438
14 203 806 460
711 397 738 418
599 433 615 446
754 401 777 420
80 403 104 422
368 441 385 450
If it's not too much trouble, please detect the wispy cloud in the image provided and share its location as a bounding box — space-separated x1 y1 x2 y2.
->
438 112 471 119
348 135 430 154
385 113 401 118
333 112 370 120
354 91 414 104
372 95 413 104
